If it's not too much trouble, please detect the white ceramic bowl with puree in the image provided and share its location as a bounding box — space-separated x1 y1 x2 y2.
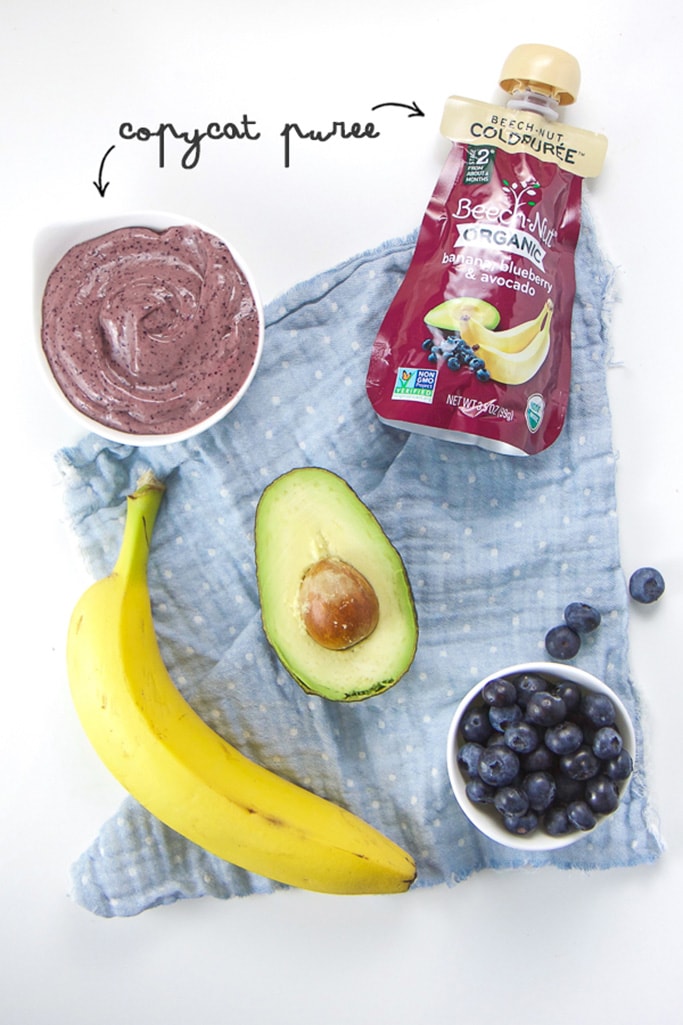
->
446 662 636 852
35 211 264 447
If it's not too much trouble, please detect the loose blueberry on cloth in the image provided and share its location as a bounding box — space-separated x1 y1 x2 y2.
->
57 204 663 917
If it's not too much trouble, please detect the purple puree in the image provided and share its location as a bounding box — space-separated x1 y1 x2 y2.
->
41 224 261 435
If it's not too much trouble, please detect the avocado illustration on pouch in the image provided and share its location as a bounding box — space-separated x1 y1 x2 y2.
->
424 296 500 334
255 467 418 701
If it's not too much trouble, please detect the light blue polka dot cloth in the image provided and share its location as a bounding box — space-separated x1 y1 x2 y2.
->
57 204 663 917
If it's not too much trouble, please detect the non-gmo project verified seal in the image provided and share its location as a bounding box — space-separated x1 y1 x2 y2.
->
392 366 438 404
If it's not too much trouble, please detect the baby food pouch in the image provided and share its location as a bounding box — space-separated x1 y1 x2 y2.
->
366 44 608 455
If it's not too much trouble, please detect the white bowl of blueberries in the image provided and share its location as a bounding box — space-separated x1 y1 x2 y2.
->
446 661 636 851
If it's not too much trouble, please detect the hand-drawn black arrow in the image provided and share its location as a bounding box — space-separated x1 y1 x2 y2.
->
93 145 116 197
371 101 425 118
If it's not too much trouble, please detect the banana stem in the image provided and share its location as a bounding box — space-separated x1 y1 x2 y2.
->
113 471 166 582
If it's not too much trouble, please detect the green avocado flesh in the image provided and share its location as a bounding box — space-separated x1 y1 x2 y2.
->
255 467 418 701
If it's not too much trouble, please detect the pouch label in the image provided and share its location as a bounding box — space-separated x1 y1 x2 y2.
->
440 96 608 179
366 142 585 455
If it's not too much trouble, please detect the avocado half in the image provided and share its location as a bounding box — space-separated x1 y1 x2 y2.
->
255 467 418 701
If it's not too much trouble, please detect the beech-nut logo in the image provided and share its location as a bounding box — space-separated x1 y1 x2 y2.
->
470 116 581 168
452 173 558 272
502 176 541 220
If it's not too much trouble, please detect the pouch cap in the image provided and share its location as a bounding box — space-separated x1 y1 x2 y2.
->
499 44 580 105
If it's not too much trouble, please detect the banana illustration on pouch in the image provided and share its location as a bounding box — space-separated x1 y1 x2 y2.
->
461 300 554 385
462 299 553 353
66 471 416 895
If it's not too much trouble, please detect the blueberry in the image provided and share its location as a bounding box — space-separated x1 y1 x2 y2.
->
478 745 520 787
486 730 507 747
514 674 547 708
545 805 571 836
629 567 665 604
592 726 623 761
604 749 633 782
466 778 495 804
422 338 434 351
581 692 616 728
554 681 582 713
475 368 491 382
554 774 585 804
489 703 523 733
461 706 493 744
521 744 556 773
504 721 540 754
545 720 584 756
585 776 620 814
447 356 462 371
567 800 598 831
525 691 567 727
522 771 557 812
545 624 581 660
559 744 600 781
564 601 601 633
503 810 539 835
494 785 529 818
482 677 517 707
457 741 484 779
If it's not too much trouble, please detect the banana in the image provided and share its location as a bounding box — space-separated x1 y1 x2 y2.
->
468 303 554 385
462 299 553 353
66 471 416 895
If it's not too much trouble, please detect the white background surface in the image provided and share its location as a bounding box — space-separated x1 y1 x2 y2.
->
3 1 681 1022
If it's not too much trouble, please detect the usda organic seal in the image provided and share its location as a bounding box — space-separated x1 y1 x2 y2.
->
525 393 545 434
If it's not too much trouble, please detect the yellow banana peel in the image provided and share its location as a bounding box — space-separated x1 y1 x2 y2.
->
66 471 416 895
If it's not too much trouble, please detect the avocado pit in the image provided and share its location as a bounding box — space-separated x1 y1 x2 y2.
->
299 557 379 650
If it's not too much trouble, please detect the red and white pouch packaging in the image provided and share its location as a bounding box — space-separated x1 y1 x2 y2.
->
366 44 608 456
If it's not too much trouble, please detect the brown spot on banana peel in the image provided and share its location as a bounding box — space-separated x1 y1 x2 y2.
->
246 807 286 827
142 514 151 550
